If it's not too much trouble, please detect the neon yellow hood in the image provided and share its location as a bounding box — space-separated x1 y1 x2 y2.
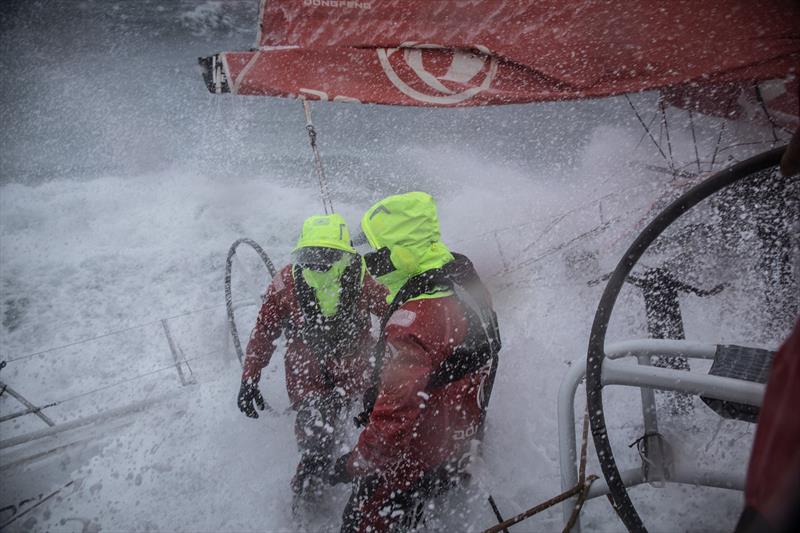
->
361 192 453 301
293 213 357 254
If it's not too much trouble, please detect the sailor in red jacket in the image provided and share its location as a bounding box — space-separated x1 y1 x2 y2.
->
237 214 388 500
327 192 501 533
735 316 800 533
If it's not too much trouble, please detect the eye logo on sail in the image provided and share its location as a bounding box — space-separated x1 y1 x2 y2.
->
377 43 498 105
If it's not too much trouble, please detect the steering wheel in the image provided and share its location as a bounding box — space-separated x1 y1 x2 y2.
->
584 146 786 532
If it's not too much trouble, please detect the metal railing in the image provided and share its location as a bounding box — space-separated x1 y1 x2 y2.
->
558 338 766 531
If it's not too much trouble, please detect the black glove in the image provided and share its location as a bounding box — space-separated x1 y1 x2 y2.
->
237 380 265 418
326 453 353 486
353 385 378 427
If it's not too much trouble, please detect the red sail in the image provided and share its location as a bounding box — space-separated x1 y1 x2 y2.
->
205 0 799 115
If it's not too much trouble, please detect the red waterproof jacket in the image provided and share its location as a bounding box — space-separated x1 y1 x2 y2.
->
347 294 487 478
242 265 389 407
744 316 800 526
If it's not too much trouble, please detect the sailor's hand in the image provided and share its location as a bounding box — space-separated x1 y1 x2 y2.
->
325 453 353 486
238 379 265 418
353 385 378 427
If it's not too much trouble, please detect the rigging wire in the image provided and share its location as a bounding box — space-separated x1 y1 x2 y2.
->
754 85 781 145
4 237 284 424
6 348 221 419
709 94 737 171
0 382 56 426
7 301 237 363
449 188 625 247
709 120 727 171
658 99 676 175
633 113 659 151
716 140 781 155
624 94 672 168
302 99 335 214
501 220 616 276
688 109 702 174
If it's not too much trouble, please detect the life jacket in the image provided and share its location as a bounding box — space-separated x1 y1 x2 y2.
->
355 252 501 426
290 256 368 388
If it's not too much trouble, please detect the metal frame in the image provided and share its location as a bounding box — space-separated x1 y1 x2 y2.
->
558 338 766 531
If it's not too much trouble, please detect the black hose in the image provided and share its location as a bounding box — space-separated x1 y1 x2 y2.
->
224 238 277 367
585 146 786 532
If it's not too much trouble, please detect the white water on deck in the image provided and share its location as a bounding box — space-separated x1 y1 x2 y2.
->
2 140 787 532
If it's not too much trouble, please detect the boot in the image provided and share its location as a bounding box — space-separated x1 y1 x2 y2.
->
291 453 328 501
